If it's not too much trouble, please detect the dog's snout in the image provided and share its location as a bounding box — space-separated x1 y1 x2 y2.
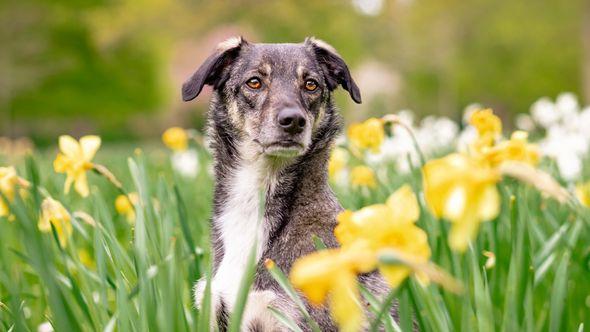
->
277 108 306 135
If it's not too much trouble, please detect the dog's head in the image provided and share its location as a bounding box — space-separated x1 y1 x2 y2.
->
182 37 361 159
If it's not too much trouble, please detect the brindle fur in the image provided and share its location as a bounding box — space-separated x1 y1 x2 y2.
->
183 37 396 331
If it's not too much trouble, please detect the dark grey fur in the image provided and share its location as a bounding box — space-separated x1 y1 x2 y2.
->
183 37 396 331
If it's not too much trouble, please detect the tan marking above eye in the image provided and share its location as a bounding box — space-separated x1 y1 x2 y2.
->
246 77 262 89
304 79 318 91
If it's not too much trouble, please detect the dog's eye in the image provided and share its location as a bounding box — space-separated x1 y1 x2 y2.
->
246 77 262 90
304 79 318 92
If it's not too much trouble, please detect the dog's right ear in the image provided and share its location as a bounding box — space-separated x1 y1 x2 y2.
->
305 37 362 104
182 37 248 102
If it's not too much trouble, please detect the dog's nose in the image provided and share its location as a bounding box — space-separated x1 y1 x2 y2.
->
277 108 306 135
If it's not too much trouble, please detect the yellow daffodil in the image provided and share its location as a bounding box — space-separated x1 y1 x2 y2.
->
290 246 374 332
0 166 27 218
328 147 349 180
576 181 590 207
54 135 101 197
115 192 138 223
162 127 189 151
78 249 96 269
38 198 73 247
481 131 539 167
469 108 502 153
423 153 500 252
336 185 431 287
347 118 385 153
350 165 377 188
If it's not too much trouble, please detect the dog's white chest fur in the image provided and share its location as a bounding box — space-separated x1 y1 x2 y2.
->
194 148 283 330
214 159 269 308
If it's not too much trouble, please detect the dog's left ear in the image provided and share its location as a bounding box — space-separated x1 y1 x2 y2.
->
305 37 362 104
182 36 249 101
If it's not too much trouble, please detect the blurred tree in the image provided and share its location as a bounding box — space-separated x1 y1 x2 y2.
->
0 0 587 141
391 0 586 120
0 0 164 141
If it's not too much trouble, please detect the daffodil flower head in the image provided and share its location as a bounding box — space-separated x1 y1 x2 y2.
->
0 167 19 217
0 166 29 219
576 181 590 207
290 246 374 332
482 130 539 167
336 185 431 287
38 197 73 247
115 192 139 223
350 165 377 188
469 108 502 153
336 185 421 246
54 135 101 197
347 117 385 153
423 153 500 252
162 127 189 151
78 249 96 269
328 147 349 180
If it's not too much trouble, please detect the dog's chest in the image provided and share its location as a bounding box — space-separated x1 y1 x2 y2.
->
213 161 273 309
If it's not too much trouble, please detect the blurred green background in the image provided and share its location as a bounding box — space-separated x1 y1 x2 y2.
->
1 0 589 144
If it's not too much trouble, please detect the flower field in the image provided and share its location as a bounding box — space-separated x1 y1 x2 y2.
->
1 93 590 331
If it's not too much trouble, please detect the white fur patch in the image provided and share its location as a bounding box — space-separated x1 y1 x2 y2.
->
217 36 243 52
241 290 282 330
196 143 279 322
307 37 339 56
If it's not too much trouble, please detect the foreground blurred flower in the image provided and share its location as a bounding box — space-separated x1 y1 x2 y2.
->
336 185 431 287
575 182 590 207
291 185 459 330
0 166 29 218
162 127 189 151
350 165 377 188
54 135 101 197
290 246 374 332
347 118 385 153
38 198 72 247
423 153 500 252
115 193 139 223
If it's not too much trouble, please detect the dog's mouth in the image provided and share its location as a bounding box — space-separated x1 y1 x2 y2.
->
257 140 305 158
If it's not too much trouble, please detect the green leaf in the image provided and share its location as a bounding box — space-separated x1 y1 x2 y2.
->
549 251 569 332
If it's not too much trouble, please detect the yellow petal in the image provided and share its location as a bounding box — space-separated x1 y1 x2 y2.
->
53 154 70 173
74 172 90 197
79 135 101 161
329 273 363 332
162 127 189 151
477 185 500 221
0 200 9 217
58 135 81 159
386 184 420 223
290 250 340 305
379 264 411 288
63 174 74 194
38 198 72 247
443 186 467 221
448 215 480 252
350 165 377 188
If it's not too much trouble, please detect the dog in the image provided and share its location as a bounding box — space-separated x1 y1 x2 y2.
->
183 37 394 331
